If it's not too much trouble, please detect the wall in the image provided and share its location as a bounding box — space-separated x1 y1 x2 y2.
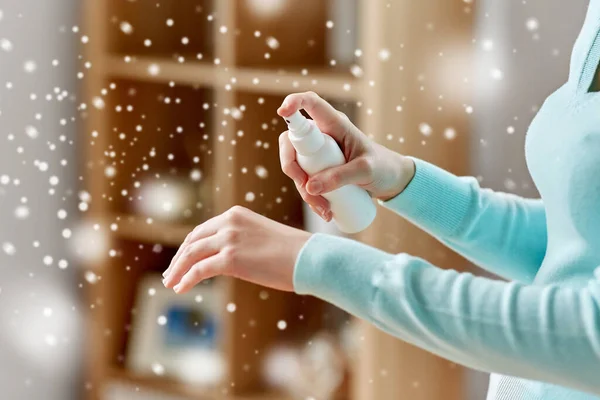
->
472 0 588 193
468 0 589 398
0 0 82 399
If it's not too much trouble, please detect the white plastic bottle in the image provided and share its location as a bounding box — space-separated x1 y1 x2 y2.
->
284 110 376 233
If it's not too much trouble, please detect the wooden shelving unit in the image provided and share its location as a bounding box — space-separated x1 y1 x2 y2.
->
82 0 475 399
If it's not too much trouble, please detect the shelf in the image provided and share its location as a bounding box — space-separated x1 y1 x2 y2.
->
104 213 195 247
104 55 362 100
226 67 362 101
106 368 289 400
106 368 217 399
104 56 217 88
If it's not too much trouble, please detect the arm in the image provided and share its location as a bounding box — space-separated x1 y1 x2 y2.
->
379 158 548 283
275 92 547 283
295 234 600 396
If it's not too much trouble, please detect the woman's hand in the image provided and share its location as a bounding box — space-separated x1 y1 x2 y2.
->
277 91 415 222
162 206 312 294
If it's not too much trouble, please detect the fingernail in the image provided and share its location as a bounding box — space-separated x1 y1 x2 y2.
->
164 275 175 288
173 284 181 293
307 180 323 195
162 278 168 287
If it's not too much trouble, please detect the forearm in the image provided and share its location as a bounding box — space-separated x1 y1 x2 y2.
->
380 157 547 283
294 234 600 396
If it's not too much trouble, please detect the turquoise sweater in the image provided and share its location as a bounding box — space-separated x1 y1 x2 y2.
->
293 2 600 399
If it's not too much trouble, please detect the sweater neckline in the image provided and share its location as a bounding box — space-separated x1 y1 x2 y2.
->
570 1 600 96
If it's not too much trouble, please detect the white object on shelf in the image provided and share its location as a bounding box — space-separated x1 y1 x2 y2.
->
171 348 226 386
134 177 196 222
284 111 376 233
263 345 302 390
262 334 346 400
245 0 288 18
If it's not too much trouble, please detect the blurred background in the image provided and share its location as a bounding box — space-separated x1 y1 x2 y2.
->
0 0 590 399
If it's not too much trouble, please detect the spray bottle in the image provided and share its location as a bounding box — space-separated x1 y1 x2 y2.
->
284 111 376 233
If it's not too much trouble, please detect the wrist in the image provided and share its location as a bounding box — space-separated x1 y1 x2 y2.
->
376 156 416 202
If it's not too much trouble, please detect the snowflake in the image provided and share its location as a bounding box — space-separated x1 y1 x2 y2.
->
119 21 133 35
1 38 13 52
245 192 256 202
266 37 280 50
2 242 16 255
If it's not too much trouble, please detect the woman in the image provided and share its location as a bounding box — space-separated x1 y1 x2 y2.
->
162 1 600 398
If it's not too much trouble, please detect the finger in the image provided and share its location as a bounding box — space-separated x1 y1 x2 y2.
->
277 92 346 140
164 235 220 289
165 233 193 279
164 215 221 278
279 131 308 186
296 181 331 220
309 204 333 222
306 158 371 196
279 131 330 221
173 255 223 294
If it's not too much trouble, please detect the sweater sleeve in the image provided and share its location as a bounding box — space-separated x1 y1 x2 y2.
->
379 157 548 283
294 234 600 397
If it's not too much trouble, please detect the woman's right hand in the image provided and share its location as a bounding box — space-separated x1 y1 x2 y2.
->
277 91 416 221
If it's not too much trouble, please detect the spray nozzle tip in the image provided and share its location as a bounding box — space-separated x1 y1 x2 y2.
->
283 111 307 130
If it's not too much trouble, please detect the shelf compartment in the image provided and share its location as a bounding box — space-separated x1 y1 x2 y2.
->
100 79 216 225
234 0 327 69
104 56 362 100
234 0 359 72
95 239 179 370
223 278 338 396
107 0 215 60
222 92 304 228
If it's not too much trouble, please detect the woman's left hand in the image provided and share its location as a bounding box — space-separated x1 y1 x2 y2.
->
162 206 312 294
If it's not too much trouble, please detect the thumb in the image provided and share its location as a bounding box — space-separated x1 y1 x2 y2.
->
306 158 371 195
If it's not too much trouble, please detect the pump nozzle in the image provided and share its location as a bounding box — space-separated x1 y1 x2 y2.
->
283 111 311 137
282 110 324 155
